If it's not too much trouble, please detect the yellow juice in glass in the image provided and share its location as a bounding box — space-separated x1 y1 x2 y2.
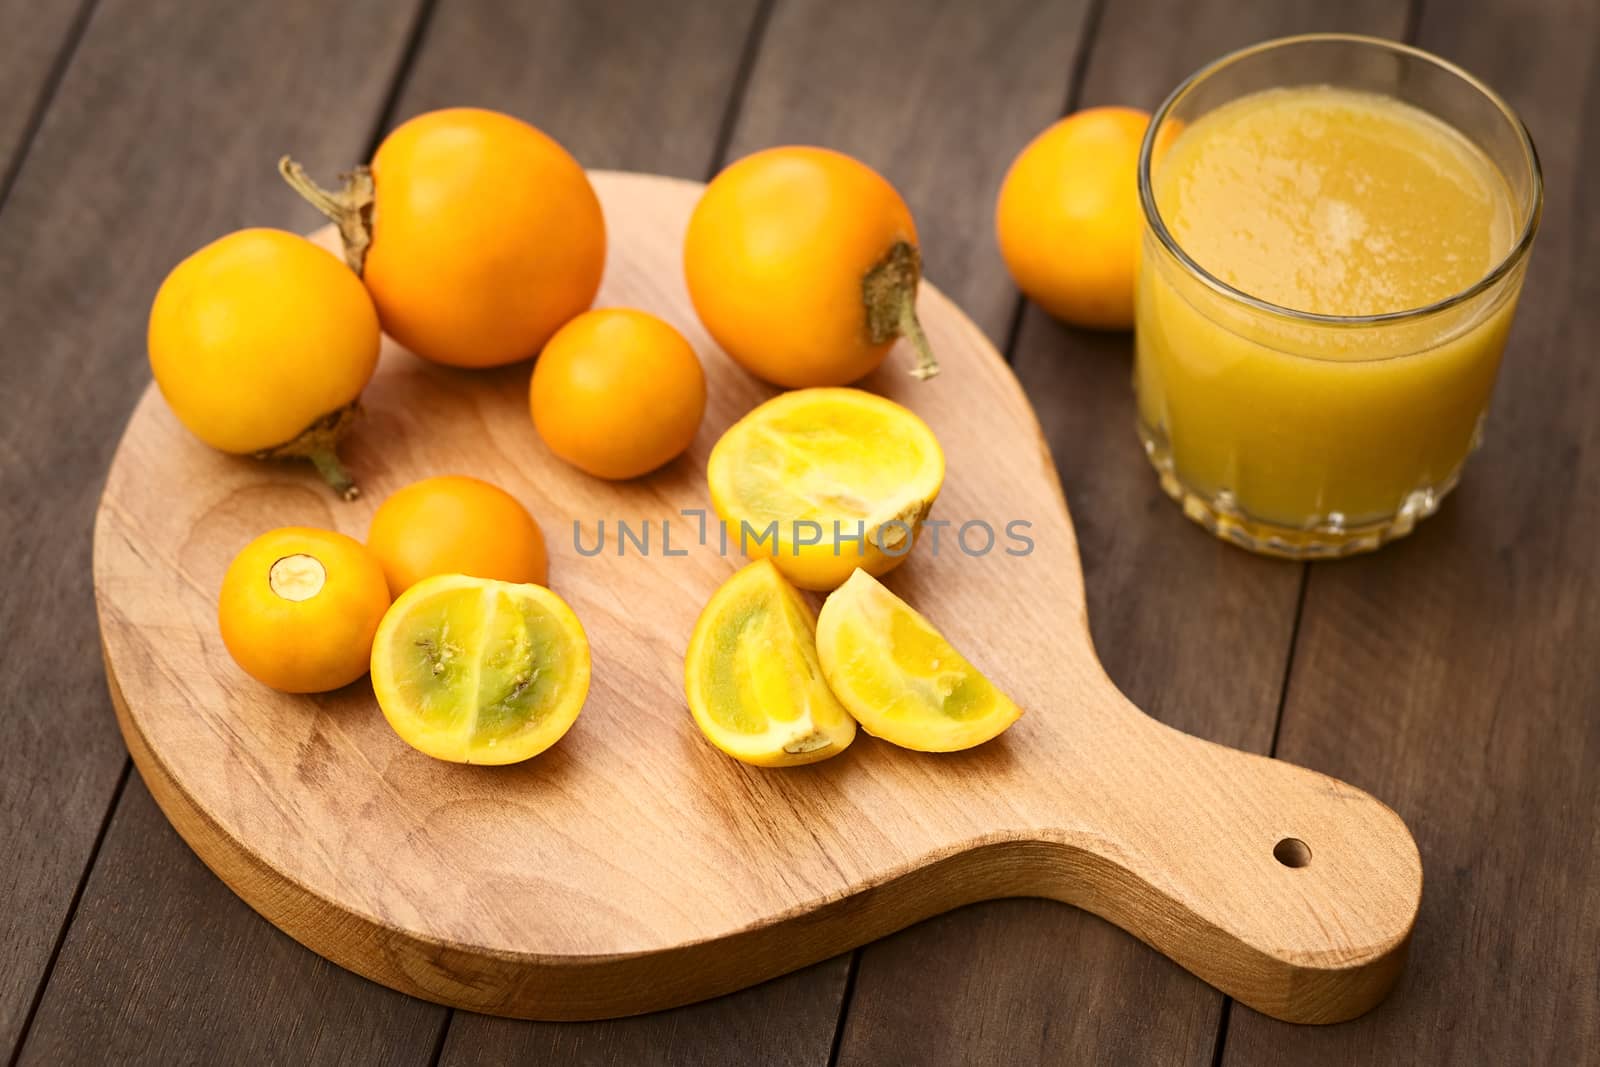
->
1136 77 1535 556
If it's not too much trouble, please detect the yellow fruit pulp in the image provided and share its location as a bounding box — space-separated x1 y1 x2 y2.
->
707 388 944 591
370 574 589 764
684 560 856 767
815 570 1021 752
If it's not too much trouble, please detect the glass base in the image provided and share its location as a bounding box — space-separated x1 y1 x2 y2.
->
1137 421 1460 560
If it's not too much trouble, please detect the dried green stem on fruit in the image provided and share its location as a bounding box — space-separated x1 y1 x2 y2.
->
863 240 940 380
254 401 362 500
277 156 376 274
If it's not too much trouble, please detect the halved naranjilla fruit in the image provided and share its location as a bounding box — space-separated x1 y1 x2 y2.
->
684 560 857 767
707 388 944 592
816 569 1022 752
370 573 590 764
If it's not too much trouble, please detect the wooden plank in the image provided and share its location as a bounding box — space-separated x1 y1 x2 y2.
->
0 0 88 195
843 899 1221 1065
437 961 851 1067
15 778 444 1066
1223 0 1600 1061
833 1 1413 1063
379 2 857 1062
0 0 99 1050
388 0 765 178
0 0 433 1060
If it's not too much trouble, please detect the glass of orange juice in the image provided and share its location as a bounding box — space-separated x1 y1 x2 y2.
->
1134 35 1542 558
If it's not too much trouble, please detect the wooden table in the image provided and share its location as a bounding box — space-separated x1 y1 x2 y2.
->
3 1 1595 1063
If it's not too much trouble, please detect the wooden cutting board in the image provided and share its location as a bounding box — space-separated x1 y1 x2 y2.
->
94 170 1421 1026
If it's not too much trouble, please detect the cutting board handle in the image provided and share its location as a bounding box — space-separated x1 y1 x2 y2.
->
1026 697 1422 1024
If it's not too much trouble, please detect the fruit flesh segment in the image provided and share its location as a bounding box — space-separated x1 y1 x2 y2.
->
384 587 484 749
470 590 576 748
707 584 822 732
709 389 945 590
729 413 932 531
826 603 994 725
375 577 587 764
879 610 994 721
817 570 1021 752
685 561 855 766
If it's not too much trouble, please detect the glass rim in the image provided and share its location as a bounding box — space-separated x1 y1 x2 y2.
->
1136 32 1544 327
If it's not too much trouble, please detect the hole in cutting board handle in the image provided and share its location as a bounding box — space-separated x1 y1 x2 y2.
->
1274 837 1313 868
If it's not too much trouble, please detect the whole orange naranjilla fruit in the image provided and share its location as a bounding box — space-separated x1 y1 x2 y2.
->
148 229 380 498
684 146 938 388
367 475 548 596
531 308 706 480
281 107 606 368
997 106 1176 330
218 527 392 693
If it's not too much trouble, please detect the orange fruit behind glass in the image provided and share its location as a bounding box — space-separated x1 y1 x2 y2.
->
366 475 548 597
996 106 1177 330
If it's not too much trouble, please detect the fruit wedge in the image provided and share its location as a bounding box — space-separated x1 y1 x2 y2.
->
707 387 944 591
684 560 856 767
816 570 1022 752
370 573 590 764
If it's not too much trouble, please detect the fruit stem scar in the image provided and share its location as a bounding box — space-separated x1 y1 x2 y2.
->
277 156 376 274
254 401 363 501
268 554 327 601
863 240 940 381
308 448 359 501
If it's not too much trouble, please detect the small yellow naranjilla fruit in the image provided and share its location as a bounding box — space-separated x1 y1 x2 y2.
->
367 475 548 596
707 388 944 591
149 228 380 497
530 308 706 480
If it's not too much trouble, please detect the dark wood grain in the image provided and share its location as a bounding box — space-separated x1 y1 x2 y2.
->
833 3 1410 1064
0 0 88 195
16 778 444 1066
0 0 433 1061
437 961 851 1067
387 0 765 178
1224 0 1600 1061
843 899 1221 1065
0 0 99 1053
